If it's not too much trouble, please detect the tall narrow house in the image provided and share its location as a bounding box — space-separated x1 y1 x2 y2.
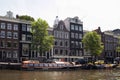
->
64 16 83 61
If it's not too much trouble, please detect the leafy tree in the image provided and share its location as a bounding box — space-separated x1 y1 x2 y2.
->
116 37 120 53
31 18 54 56
82 31 104 60
16 15 34 21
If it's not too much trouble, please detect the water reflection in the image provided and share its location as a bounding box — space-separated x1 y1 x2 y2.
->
0 69 120 80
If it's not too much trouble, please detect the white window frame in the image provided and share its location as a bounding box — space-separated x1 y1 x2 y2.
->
13 32 18 39
22 34 26 41
26 35 32 41
7 32 12 38
1 23 5 29
71 24 74 30
7 23 12 30
22 24 26 31
27 25 31 32
13 51 18 58
0 31 5 38
75 33 78 39
75 25 78 30
7 51 11 58
79 34 82 39
71 33 74 38
79 26 82 31
13 24 18 30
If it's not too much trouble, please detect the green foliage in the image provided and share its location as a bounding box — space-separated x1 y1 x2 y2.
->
17 15 34 21
116 47 120 52
31 18 54 54
82 31 104 56
116 37 120 52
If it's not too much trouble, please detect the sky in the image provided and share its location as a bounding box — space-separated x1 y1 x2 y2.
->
0 0 120 31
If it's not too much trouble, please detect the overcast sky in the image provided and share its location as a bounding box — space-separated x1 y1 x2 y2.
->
0 0 120 31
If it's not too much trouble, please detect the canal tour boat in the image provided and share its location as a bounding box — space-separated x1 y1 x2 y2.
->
21 60 82 71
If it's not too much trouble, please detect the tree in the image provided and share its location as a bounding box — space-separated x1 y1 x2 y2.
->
31 18 54 56
16 15 34 21
116 37 120 53
82 31 104 60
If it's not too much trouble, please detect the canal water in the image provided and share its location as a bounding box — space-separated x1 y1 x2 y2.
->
0 69 120 80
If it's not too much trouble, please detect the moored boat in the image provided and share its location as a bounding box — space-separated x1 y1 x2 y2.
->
21 60 81 71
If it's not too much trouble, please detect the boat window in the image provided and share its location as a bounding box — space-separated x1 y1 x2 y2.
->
34 64 39 67
28 63 33 67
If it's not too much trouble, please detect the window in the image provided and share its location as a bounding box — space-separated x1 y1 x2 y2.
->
7 24 12 30
13 51 18 58
79 26 82 31
59 32 62 38
71 24 74 30
65 41 68 47
76 50 78 56
27 25 31 32
79 42 82 48
76 41 78 47
54 40 58 46
54 31 57 37
57 31 60 38
1 23 5 29
7 41 11 48
22 44 29 56
13 24 18 30
13 32 18 39
79 34 82 39
79 50 82 56
71 33 74 38
26 35 32 41
75 33 78 39
65 32 68 39
60 50 63 55
0 41 5 48
65 50 68 55
7 51 11 58
22 34 26 41
62 32 64 38
60 41 63 46
54 49 58 55
75 25 78 30
7 32 12 38
22 24 26 31
0 31 5 38
13 42 18 48
71 41 74 48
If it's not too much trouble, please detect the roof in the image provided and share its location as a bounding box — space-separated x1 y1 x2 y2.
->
0 16 31 24
64 17 83 31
